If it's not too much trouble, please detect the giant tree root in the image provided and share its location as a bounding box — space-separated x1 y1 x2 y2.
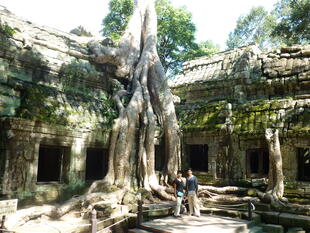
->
199 185 249 195
202 195 259 203
5 185 174 230
4 189 127 229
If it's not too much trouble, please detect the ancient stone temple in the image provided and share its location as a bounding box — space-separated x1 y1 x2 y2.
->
170 44 310 198
1 6 310 204
0 7 116 203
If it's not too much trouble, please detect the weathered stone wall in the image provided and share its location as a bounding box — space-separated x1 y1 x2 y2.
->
170 44 310 195
0 8 116 202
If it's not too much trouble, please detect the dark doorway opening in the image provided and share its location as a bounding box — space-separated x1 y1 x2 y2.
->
246 149 269 178
155 145 165 171
85 148 108 181
37 146 65 182
189 144 208 172
298 148 310 181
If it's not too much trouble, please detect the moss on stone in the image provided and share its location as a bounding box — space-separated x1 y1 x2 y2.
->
15 82 116 128
59 60 100 92
177 98 307 134
291 110 310 131
177 101 227 131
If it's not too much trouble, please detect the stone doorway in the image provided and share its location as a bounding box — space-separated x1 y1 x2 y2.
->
37 146 69 183
298 148 310 181
85 148 108 181
246 149 269 178
188 144 208 172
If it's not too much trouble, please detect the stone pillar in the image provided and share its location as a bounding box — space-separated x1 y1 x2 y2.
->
29 142 40 189
69 137 86 183
208 144 217 179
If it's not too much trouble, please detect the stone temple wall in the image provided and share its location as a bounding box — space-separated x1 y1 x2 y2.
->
0 7 116 203
170 44 310 198
1 6 310 202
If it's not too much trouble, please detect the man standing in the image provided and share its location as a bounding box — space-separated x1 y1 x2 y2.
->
186 168 200 217
173 170 184 217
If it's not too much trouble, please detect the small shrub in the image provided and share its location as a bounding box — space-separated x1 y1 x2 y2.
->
0 23 15 37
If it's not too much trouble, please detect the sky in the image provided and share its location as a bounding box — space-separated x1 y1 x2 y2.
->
0 0 277 50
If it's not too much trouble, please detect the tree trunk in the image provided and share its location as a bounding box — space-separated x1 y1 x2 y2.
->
264 128 284 204
88 0 180 198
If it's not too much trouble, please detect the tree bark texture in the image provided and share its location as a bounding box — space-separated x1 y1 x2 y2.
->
265 128 284 201
88 0 180 198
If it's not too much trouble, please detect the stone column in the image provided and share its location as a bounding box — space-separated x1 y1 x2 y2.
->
69 137 87 183
208 144 217 179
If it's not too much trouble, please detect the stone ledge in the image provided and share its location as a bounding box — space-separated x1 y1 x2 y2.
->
259 211 310 231
262 224 284 233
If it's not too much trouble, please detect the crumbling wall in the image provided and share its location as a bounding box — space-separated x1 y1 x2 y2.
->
171 44 310 191
0 8 117 202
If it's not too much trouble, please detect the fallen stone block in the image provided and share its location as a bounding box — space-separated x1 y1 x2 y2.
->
262 224 284 233
287 227 306 233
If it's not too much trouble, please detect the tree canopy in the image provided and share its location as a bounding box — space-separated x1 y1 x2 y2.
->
226 0 310 50
272 0 310 44
102 0 219 75
226 6 277 50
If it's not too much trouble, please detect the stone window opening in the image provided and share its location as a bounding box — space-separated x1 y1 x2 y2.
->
37 145 69 183
298 148 310 182
246 149 269 178
188 144 208 172
85 148 108 181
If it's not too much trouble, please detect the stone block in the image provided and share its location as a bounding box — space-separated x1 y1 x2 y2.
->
304 187 310 194
287 227 306 233
0 106 16 116
0 75 8 83
0 95 20 106
281 47 302 53
234 71 250 80
251 178 266 187
262 224 284 233
254 203 270 211
301 49 310 56
260 211 279 224
279 213 310 229
0 84 15 96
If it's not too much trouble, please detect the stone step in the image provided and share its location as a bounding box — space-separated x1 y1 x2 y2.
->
129 224 266 233
247 226 265 233
201 207 262 224
262 223 284 233
128 229 153 233
137 214 265 233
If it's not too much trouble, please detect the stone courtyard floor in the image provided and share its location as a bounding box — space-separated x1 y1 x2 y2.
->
9 216 91 233
131 214 259 233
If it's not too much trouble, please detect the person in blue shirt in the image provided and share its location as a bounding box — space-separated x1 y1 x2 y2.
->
186 168 200 217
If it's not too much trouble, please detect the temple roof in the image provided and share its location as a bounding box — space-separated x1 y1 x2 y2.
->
168 45 262 88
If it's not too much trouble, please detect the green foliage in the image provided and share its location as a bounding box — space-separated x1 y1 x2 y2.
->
186 40 220 59
272 0 310 45
226 0 310 50
156 0 196 75
102 0 133 41
226 6 277 50
0 23 15 37
102 0 217 75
